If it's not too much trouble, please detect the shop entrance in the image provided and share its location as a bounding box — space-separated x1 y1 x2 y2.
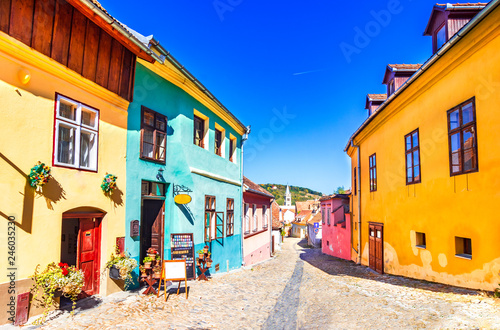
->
61 212 103 296
140 199 164 262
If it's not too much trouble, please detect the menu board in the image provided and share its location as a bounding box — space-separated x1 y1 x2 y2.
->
170 233 195 279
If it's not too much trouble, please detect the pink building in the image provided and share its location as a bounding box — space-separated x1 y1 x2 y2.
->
320 194 351 261
242 177 274 266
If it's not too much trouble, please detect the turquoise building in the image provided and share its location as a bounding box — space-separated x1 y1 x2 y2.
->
125 34 247 281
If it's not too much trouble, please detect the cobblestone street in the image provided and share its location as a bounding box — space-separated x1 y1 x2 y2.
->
17 238 500 329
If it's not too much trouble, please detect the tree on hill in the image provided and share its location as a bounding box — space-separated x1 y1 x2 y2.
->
335 186 347 194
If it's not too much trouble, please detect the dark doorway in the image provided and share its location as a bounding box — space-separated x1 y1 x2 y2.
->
141 199 164 262
61 212 103 297
369 223 384 274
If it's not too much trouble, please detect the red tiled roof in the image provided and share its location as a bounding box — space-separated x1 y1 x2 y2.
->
243 177 274 199
296 209 312 219
307 211 322 225
435 3 488 9
367 94 387 101
272 201 283 229
319 194 350 202
387 64 423 71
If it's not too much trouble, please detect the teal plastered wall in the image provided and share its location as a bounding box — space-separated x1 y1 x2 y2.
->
125 63 243 285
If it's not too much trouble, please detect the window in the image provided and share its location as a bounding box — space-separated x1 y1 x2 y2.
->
141 181 166 197
244 203 250 234
253 204 258 232
321 208 325 224
389 80 395 95
327 208 331 226
455 237 472 259
436 23 446 51
54 94 99 171
141 106 166 162
215 128 222 156
194 115 206 148
263 205 268 229
405 129 421 184
369 153 377 191
226 198 234 236
353 167 357 195
204 196 215 242
415 232 426 248
448 99 478 176
229 137 237 162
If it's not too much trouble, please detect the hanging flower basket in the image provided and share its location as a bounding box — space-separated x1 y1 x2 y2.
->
29 161 51 189
101 173 117 194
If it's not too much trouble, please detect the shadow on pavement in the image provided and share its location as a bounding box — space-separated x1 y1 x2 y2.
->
296 239 483 297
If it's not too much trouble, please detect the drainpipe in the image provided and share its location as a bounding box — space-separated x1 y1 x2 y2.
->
240 126 251 266
351 140 362 265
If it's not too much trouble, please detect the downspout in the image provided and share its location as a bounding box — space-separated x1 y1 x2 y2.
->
240 126 251 266
351 140 362 265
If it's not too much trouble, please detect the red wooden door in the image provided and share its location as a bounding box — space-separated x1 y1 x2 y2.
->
78 217 101 296
369 223 384 274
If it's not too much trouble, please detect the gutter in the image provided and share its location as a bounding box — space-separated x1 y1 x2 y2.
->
351 140 362 264
79 0 163 63
344 0 500 152
148 38 247 132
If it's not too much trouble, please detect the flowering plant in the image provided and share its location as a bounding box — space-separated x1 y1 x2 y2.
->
105 246 137 288
147 247 158 255
31 262 84 324
101 173 117 194
29 161 51 188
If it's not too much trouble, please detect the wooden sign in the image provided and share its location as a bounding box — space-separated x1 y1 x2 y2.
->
171 233 195 279
157 260 188 300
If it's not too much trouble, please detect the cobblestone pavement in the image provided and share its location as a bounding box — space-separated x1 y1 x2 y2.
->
14 238 500 329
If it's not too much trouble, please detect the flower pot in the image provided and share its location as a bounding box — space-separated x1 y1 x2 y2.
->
147 253 156 259
144 262 152 268
153 272 161 279
109 265 121 280
206 262 212 268
53 289 63 298
198 253 204 259
203 246 209 253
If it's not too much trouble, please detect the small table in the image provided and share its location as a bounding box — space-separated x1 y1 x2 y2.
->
196 254 211 281
141 267 158 295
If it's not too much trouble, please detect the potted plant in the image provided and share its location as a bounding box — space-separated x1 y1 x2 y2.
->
143 256 153 268
28 161 51 191
105 247 138 288
153 265 162 279
31 262 84 324
139 265 147 277
101 173 117 195
147 247 158 259
197 250 205 259
206 258 213 268
203 245 209 254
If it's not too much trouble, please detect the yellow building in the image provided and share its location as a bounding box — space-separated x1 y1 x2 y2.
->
0 0 160 324
345 1 500 291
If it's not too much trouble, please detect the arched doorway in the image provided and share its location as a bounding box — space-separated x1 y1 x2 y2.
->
61 209 105 296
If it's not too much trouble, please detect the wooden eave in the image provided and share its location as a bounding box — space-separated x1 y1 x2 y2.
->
66 0 155 63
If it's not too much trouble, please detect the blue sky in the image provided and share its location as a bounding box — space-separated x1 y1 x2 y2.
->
100 0 440 194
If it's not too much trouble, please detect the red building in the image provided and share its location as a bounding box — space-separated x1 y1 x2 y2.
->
320 194 351 261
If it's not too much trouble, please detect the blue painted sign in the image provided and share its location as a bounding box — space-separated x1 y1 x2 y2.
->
314 223 319 229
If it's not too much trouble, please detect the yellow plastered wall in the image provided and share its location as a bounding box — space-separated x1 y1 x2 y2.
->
348 7 500 291
0 32 127 297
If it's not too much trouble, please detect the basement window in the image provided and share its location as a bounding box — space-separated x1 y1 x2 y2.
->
455 237 472 259
415 232 426 249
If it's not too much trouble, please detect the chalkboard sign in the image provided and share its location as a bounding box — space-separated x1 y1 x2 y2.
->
171 233 195 279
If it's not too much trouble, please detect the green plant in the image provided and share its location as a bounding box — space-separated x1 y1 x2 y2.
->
100 173 117 194
155 254 161 261
31 262 84 324
143 256 153 264
197 250 204 254
29 161 51 188
494 284 500 298
105 247 137 288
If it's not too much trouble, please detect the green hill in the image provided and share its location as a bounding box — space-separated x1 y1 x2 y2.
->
260 184 323 206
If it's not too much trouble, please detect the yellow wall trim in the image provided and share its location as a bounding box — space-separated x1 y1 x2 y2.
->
138 58 245 135
0 31 130 111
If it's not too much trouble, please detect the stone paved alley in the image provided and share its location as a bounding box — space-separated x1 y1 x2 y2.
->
12 238 500 329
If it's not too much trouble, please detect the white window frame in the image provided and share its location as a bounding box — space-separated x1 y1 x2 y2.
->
253 204 257 232
263 205 268 229
53 94 99 171
244 203 250 234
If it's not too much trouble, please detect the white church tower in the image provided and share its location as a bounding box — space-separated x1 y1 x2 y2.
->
285 185 292 207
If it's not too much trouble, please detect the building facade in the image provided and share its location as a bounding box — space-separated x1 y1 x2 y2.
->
242 177 274 266
0 0 158 324
124 35 247 280
320 195 351 261
345 2 500 290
